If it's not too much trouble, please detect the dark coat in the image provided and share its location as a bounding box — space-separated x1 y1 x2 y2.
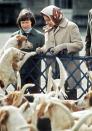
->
85 9 92 56
12 28 44 51
85 9 92 70
12 28 45 93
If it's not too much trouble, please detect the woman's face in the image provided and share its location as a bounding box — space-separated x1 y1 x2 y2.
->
43 15 55 27
20 20 32 31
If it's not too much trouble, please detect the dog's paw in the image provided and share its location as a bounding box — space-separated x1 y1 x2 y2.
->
36 47 44 54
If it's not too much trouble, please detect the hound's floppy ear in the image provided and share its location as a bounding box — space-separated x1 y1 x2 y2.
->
56 57 68 87
0 110 9 124
16 35 22 48
16 35 27 41
16 35 22 41
19 101 30 113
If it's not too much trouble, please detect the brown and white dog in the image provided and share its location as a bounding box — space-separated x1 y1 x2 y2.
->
0 47 27 90
0 83 35 107
75 90 92 109
62 111 92 131
0 84 38 127
0 34 33 55
0 105 34 131
36 97 74 131
0 34 36 71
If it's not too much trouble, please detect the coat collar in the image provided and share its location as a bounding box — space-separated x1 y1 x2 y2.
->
20 28 35 36
59 17 68 27
54 17 68 34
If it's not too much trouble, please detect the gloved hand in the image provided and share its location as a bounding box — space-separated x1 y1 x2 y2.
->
50 44 66 54
50 47 58 54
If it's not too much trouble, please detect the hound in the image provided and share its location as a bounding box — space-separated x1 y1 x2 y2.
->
75 90 92 110
0 34 36 70
0 105 35 131
0 47 27 90
0 34 33 55
61 111 92 131
71 111 92 131
36 97 74 131
0 84 38 128
0 83 35 107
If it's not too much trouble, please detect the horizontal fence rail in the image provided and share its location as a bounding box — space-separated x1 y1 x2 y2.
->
22 51 92 99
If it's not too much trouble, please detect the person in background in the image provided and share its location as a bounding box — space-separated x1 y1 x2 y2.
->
12 8 44 93
36 5 83 100
85 9 92 70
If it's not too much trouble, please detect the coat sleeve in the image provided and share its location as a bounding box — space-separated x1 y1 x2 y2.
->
65 23 83 53
40 33 45 47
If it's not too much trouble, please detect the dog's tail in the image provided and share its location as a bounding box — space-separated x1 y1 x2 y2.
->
47 66 53 93
56 57 68 98
21 83 35 94
51 78 59 97
16 71 21 90
56 57 68 88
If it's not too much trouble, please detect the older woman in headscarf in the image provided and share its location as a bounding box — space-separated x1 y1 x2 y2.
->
36 5 83 100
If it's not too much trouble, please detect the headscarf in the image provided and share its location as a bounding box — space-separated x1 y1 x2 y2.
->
41 5 63 26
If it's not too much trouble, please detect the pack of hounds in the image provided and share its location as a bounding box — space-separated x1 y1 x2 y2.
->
0 34 92 131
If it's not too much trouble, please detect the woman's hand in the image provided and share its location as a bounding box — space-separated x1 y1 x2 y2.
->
50 47 58 54
50 44 66 54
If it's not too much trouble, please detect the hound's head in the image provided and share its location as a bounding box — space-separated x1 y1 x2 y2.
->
0 91 26 107
76 91 92 109
0 83 34 107
0 106 31 131
15 34 33 49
